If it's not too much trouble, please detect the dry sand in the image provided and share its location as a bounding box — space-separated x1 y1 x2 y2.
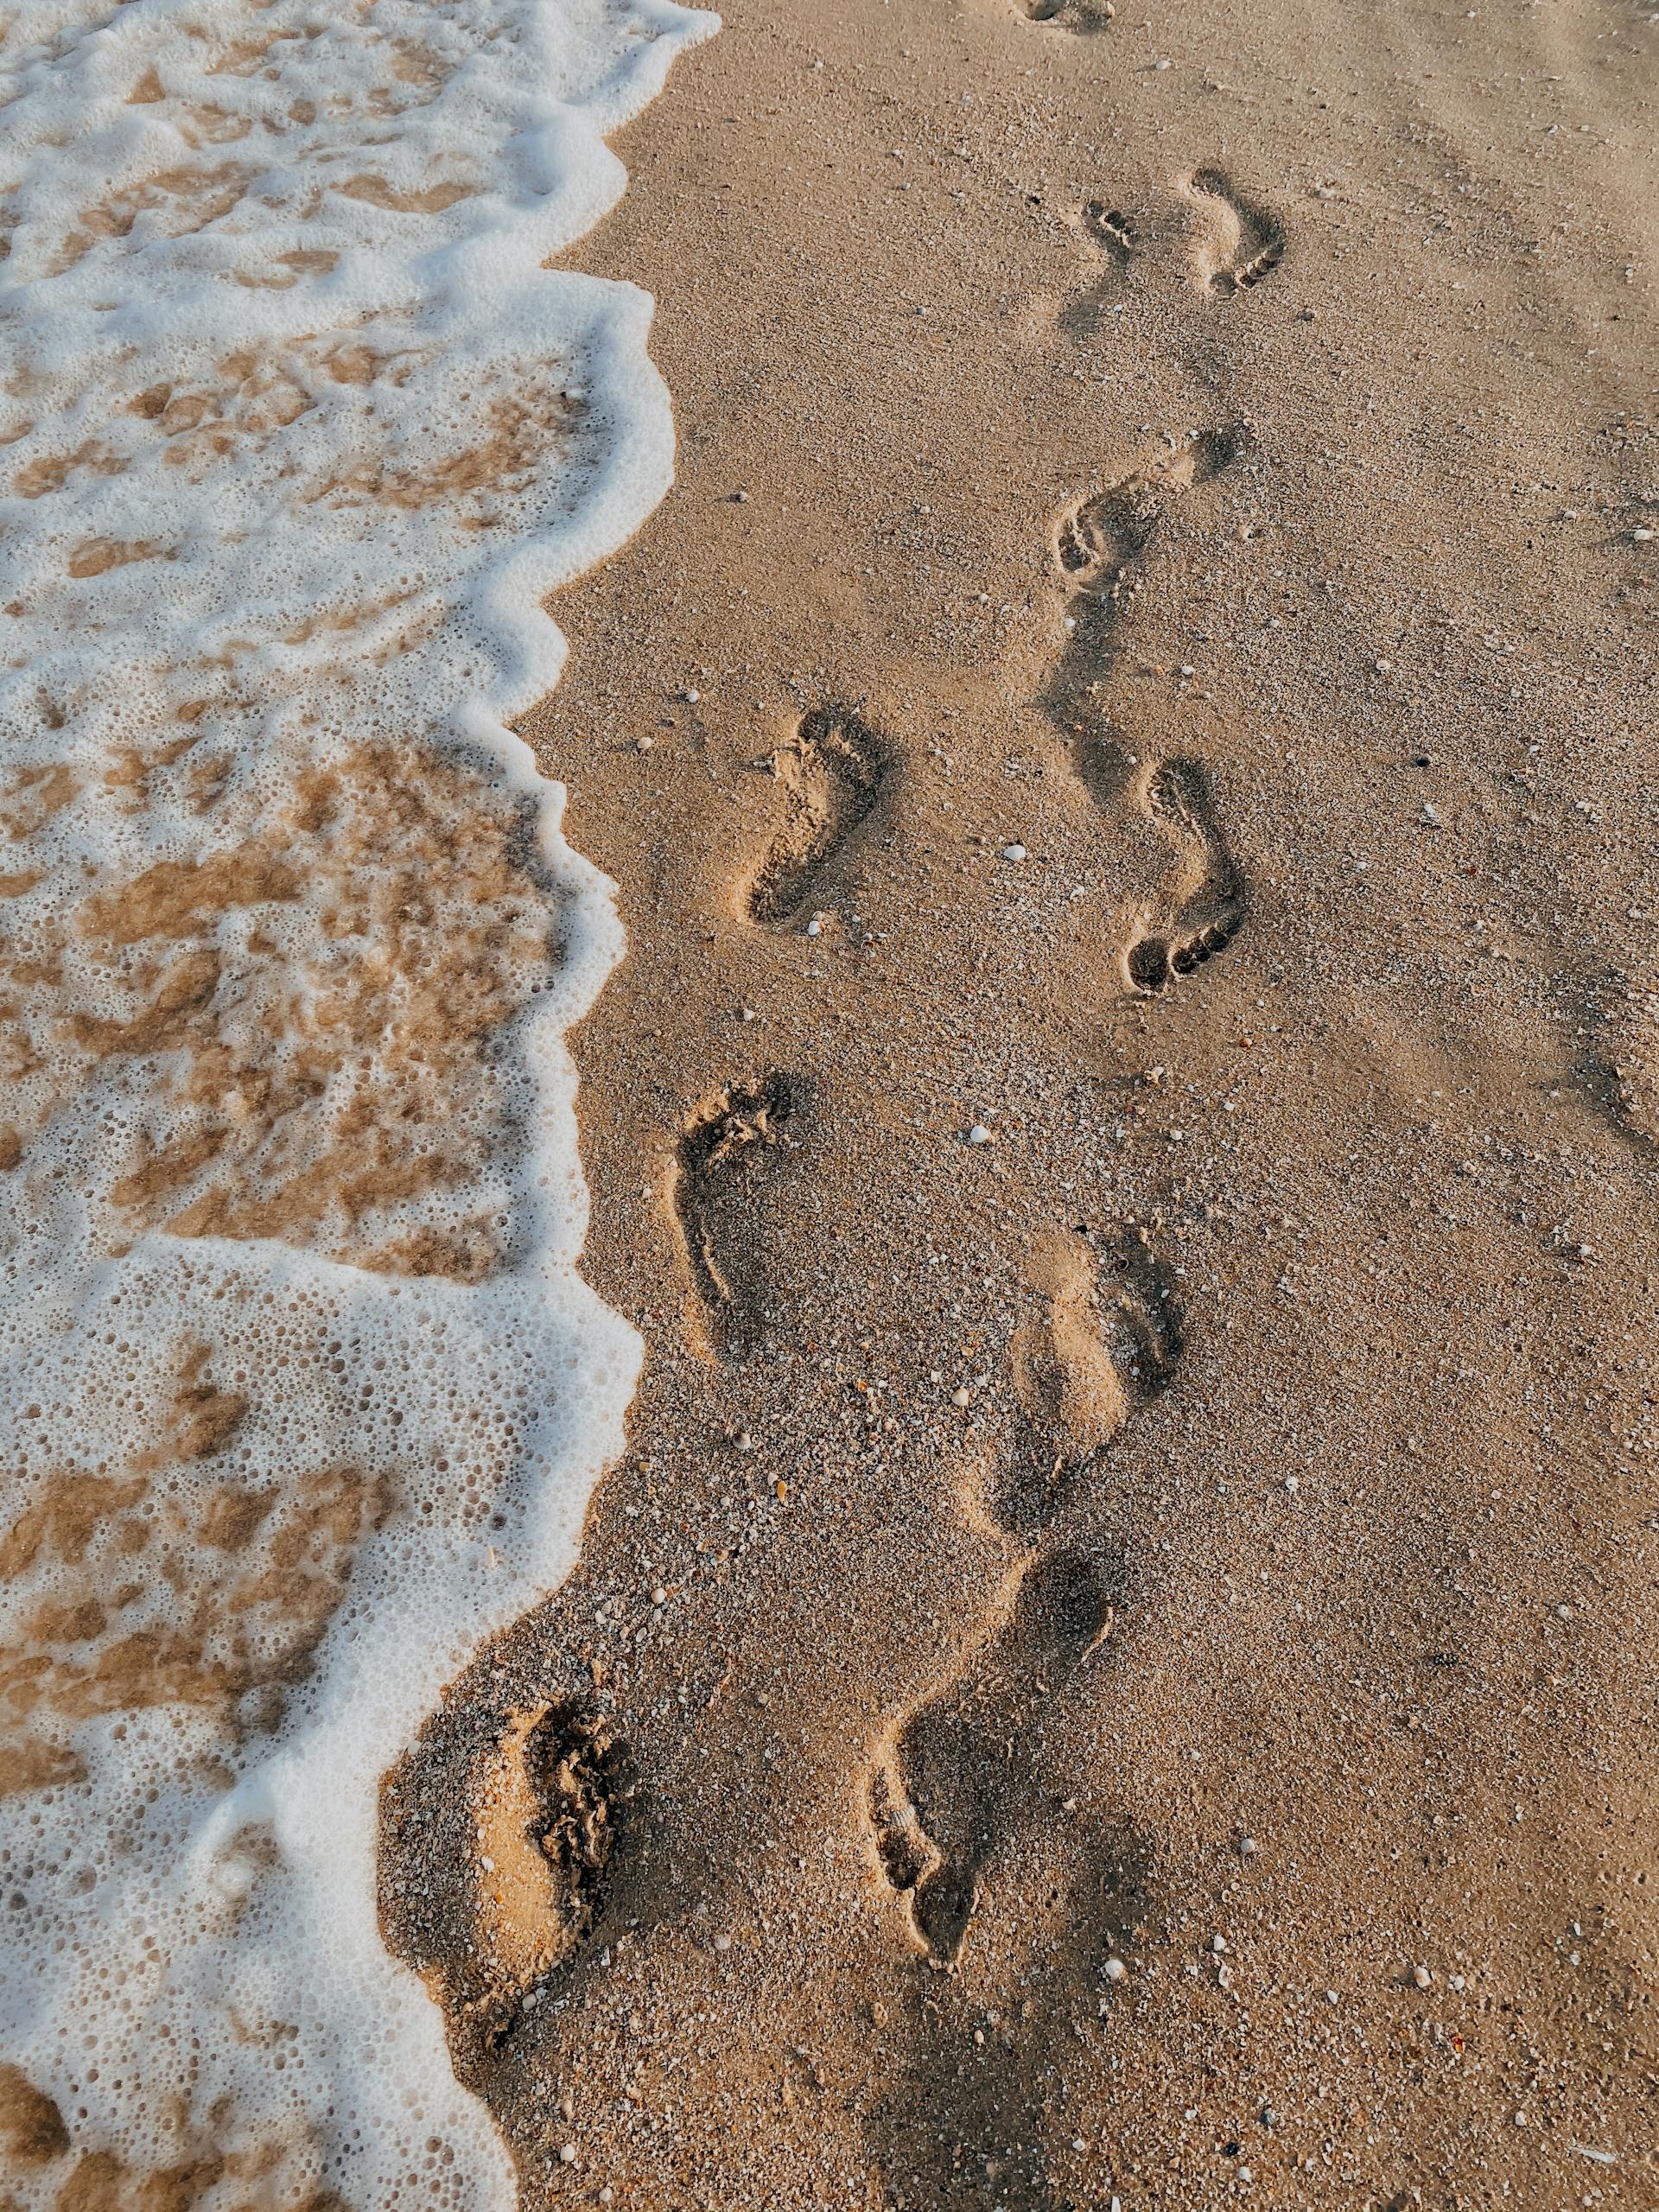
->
383 0 1659 2205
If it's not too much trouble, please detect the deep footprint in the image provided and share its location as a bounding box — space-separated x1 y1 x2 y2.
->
870 1548 1118 1965
1189 165 1286 295
465 1702 633 2051
746 705 887 928
674 1072 798 1357
1125 756 1248 990
1013 0 1116 29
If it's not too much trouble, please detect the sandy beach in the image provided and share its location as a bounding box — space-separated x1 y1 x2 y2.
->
377 0 1659 2205
4 0 1657 2205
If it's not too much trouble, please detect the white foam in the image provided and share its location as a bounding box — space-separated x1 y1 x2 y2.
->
0 0 713 2201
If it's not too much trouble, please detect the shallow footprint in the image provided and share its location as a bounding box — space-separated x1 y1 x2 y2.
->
869 1548 1117 1965
745 705 887 929
1125 756 1249 990
674 1072 798 1357
1059 200 1135 339
997 1224 1183 1535
1186 165 1286 295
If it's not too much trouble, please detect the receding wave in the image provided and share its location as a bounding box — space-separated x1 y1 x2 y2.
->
0 0 712 2202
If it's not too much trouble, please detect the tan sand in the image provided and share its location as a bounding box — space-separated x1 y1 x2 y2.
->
384 0 1659 2204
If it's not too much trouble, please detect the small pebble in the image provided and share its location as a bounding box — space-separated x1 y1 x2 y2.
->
967 1123 994 1145
1413 1963 1433 1989
1103 1956 1128 1980
559 2144 578 2164
1001 842 1028 862
1635 527 1655 543
635 734 653 753
805 917 822 938
951 1386 972 1407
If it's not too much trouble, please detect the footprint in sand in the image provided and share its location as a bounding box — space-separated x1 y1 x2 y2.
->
1124 756 1249 992
869 1227 1179 1961
1010 0 1116 29
462 1702 633 2050
868 1548 1119 1965
673 1072 798 1358
1060 200 1135 339
1185 165 1286 296
743 705 888 930
996 1224 1183 1537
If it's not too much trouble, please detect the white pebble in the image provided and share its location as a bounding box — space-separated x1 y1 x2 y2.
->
805 917 822 937
967 1123 994 1145
1001 842 1028 862
1103 1956 1128 1980
1413 1963 1433 1989
560 2144 579 2164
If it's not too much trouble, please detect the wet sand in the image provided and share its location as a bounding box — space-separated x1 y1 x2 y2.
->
385 1 1659 2204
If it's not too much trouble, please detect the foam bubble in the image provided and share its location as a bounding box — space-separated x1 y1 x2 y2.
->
0 0 714 2201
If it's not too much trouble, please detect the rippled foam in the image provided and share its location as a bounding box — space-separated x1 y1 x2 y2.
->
0 0 713 2201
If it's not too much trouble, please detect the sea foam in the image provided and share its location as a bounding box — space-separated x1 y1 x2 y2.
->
0 0 712 2201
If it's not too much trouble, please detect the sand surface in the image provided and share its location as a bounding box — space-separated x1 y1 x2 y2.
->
373 0 1659 2204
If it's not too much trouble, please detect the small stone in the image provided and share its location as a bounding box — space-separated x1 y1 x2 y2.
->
652 1586 667 1606
480 1854 494 1872
1153 55 1171 68
1284 1475 1299 1495
1001 842 1028 861
1211 1933 1228 1954
1421 802 1443 825
635 734 654 753
951 1386 972 1407
1635 527 1655 543
805 916 823 937
1103 1956 1128 1980
680 686 701 702
1375 658 1394 672
1413 1963 1433 1989
732 488 749 502
559 2143 578 2164
1179 661 1195 677
967 1123 994 1145
1512 2108 1529 2127
1240 1836 1258 1856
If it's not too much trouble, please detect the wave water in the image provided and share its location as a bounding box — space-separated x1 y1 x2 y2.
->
0 0 713 2201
